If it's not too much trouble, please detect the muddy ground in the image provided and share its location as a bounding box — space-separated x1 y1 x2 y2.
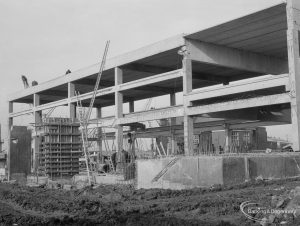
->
1 179 300 225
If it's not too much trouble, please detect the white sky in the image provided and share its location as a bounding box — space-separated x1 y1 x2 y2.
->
0 0 291 145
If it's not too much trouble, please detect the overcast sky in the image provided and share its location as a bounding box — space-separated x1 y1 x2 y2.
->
0 0 290 144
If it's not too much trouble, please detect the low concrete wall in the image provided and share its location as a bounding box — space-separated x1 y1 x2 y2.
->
136 154 300 190
137 156 223 189
137 158 171 189
73 173 126 186
248 155 300 180
223 156 245 185
94 174 124 185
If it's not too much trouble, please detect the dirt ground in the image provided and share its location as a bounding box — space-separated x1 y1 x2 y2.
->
1 179 300 226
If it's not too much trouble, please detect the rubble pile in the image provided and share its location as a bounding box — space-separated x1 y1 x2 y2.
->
260 186 300 225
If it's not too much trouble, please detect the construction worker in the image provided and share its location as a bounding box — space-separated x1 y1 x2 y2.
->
127 132 136 162
116 149 128 173
111 151 117 170
21 75 29 88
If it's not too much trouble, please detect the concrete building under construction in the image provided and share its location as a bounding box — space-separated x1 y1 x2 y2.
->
7 0 300 188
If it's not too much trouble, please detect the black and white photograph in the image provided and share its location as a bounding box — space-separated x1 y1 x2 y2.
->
1 0 300 225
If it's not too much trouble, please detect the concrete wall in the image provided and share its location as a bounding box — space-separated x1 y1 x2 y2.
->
137 156 224 189
248 155 300 179
222 156 245 185
10 126 31 178
137 154 300 190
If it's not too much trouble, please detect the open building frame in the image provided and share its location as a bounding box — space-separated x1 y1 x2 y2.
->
6 0 300 179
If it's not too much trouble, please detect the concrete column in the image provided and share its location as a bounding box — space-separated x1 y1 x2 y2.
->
96 108 102 163
33 94 42 173
182 58 193 95
183 115 194 155
287 0 300 151
170 93 176 155
68 82 76 120
224 125 232 153
7 101 13 180
129 101 134 113
182 53 194 155
115 67 123 153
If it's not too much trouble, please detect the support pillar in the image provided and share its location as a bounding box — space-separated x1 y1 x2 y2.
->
96 107 102 163
287 0 300 151
68 82 76 120
181 50 194 156
224 125 232 153
33 94 42 173
170 92 176 155
7 101 13 180
115 67 123 153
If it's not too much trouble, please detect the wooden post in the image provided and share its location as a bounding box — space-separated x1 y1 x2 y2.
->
244 156 250 182
96 107 102 164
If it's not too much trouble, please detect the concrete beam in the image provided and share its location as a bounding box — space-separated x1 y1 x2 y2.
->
9 109 33 118
187 74 289 104
74 79 114 87
186 39 288 75
70 87 115 104
40 90 68 97
193 72 229 85
125 120 288 138
35 99 68 112
120 105 184 125
89 106 184 127
9 70 182 117
187 93 290 116
8 34 185 102
118 69 182 92
122 63 171 74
